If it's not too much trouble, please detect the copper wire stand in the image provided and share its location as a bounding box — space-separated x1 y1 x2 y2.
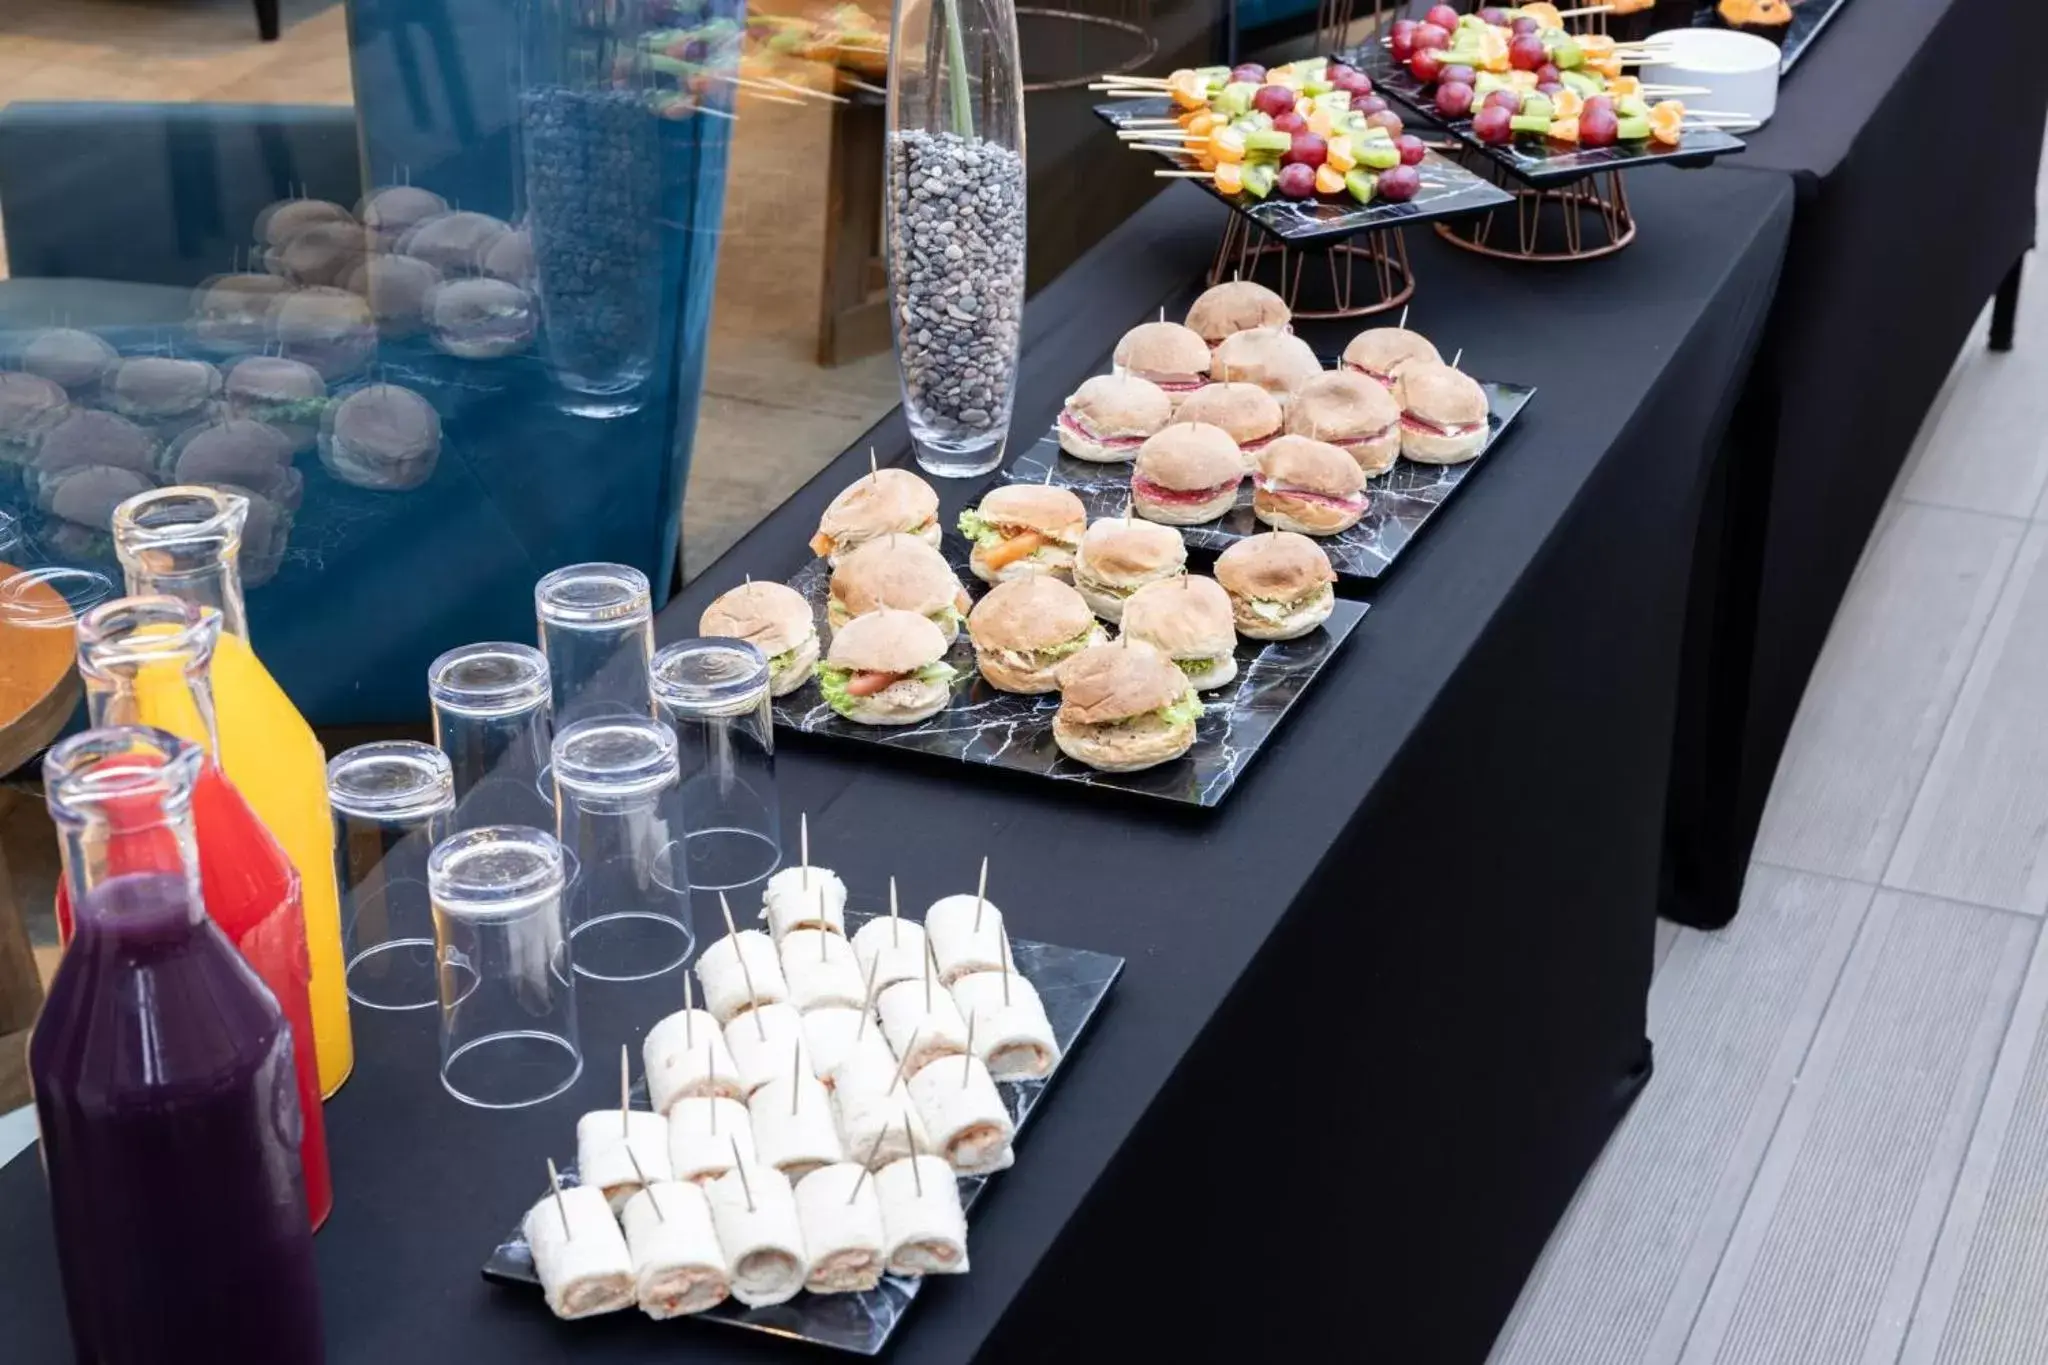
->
1018 5 1156 92
1212 213 1414 320
1433 166 1635 261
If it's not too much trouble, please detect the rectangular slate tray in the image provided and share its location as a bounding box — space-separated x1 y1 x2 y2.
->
1691 0 1854 74
1010 378 1534 581
771 547 1364 809
1094 96 1512 244
483 908 1124 1355
1347 44 1746 184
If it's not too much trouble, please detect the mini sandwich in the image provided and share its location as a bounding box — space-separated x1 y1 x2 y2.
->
484 228 535 286
1254 435 1368 537
966 575 1107 694
276 287 377 380
273 219 368 289
1130 422 1243 526
1050 639 1203 773
257 197 354 253
1111 321 1210 398
167 420 303 512
1184 279 1291 348
21 328 118 394
1172 382 1284 470
815 608 956 726
1071 515 1187 623
0 373 68 470
1395 362 1489 465
1214 531 1338 641
108 357 222 437
41 465 155 560
1286 370 1402 477
1341 327 1443 388
1120 574 1239 690
399 210 513 276
31 410 157 504
187 273 290 355
1056 374 1172 462
223 356 328 454
699 580 821 697
346 254 442 339
828 534 970 641
809 467 941 565
320 383 442 491
427 276 536 359
958 484 1086 584
356 185 449 250
1210 326 1323 399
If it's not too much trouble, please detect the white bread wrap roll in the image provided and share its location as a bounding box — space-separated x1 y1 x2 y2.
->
576 1110 674 1211
666 1097 756 1183
780 928 867 1012
644 1008 745 1112
923 894 1009 985
523 1183 635 1318
621 1181 731 1318
749 1071 846 1182
876 1155 969 1276
696 929 790 1023
907 1051 1015 1175
851 916 930 994
724 1002 813 1097
794 1163 888 1294
876 977 969 1076
706 1163 810 1307
802 1006 895 1085
831 1074 930 1170
760 865 848 940
948 971 1060 1081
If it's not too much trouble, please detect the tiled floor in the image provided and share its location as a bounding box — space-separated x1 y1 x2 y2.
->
1489 158 2048 1364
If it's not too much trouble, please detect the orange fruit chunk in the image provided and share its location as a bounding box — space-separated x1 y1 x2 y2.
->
1551 89 1583 118
1314 163 1347 195
1215 162 1245 195
1547 117 1579 143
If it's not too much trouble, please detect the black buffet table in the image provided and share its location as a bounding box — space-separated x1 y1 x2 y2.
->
0 170 1792 1363
1662 0 2047 927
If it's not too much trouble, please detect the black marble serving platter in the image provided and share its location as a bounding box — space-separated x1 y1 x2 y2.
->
1347 45 1746 184
1010 378 1534 581
483 908 1124 1356
1692 0 1853 73
1094 97 1512 244
772 546 1363 808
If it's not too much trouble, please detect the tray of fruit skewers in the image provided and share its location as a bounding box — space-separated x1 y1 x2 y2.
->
1094 59 1512 246
1350 3 1746 184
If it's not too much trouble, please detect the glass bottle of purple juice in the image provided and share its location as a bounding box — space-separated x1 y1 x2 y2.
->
30 725 325 1364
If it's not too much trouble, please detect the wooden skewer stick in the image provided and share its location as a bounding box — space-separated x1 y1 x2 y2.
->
1128 145 1200 157
856 952 881 1040
708 1046 720 1130
1552 3 1613 16
761 74 849 104
1398 303 1410 331
852 1127 889 1199
718 891 769 1042
621 1045 632 1135
791 1042 805 1115
730 1140 755 1211
1641 84 1712 95
906 1123 924 1195
1153 170 1215 179
1000 934 1014 1007
890 1029 920 1094
839 75 888 96
684 972 696 1047
1451 348 1464 370
962 1012 978 1087
1117 116 1184 125
1117 128 1199 140
973 856 989 934
1100 72 1171 84
547 1158 572 1237
868 449 879 483
889 874 902 948
923 932 936 1014
626 1149 663 1218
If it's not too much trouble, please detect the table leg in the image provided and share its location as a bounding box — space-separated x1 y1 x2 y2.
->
1991 252 2026 352
254 0 280 41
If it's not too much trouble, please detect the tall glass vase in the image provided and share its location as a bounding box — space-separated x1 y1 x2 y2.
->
886 0 1027 478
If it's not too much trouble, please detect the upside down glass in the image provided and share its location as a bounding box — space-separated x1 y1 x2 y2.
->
330 741 455 1012
552 715 693 981
429 641 557 832
535 562 656 728
430 824 581 1110
650 639 781 895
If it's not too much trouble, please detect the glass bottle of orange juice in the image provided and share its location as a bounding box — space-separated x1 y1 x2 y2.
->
110 486 353 1096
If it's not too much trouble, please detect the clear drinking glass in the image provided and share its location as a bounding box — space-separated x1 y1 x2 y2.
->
330 741 455 1012
428 642 557 832
552 715 692 982
886 0 1028 477
430 824 581 1109
535 563 655 729
650 639 781 896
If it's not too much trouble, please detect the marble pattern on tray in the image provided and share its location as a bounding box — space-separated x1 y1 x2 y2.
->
482 909 1125 1356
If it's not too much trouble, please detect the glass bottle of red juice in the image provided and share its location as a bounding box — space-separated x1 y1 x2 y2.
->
30 726 325 1364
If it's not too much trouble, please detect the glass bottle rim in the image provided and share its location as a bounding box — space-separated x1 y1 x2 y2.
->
75 595 221 681
328 741 455 822
649 639 770 716
427 642 551 717
43 725 203 830
111 484 249 566
551 716 678 799
428 825 565 918
0 565 116 630
534 563 652 628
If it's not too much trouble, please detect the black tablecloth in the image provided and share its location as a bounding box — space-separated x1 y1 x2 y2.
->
0 169 1792 1364
1662 0 2046 927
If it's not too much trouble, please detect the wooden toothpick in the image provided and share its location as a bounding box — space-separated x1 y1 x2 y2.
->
731 1141 755 1211
707 1046 720 1131
890 1029 920 1094
717 891 768 1040
621 1045 631 1136
801 813 810 893
546 1158 572 1238
869 447 879 483
962 1012 978 1088
684 972 696 1048
626 1149 663 1219
1000 934 1014 1007
973 857 989 934
852 1127 888 1200
923 934 935 1014
1398 303 1409 331
889 875 901 948
791 1042 805 1114
1451 348 1464 370
906 1125 924 1196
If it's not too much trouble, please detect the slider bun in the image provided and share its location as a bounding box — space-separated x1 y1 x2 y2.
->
973 483 1087 542
1120 575 1236 660
1112 321 1210 378
1257 435 1366 499
815 467 939 559
1215 531 1338 604
825 607 949 675
1287 371 1401 443
766 634 822 697
110 357 221 418
1394 362 1489 465
968 574 1096 653
1133 422 1244 491
258 198 354 251
1184 280 1291 346
1052 708 1196 771
1075 517 1186 587
1062 374 1172 439
1053 638 1188 722
1253 495 1364 537
1341 327 1442 379
829 534 963 620
1132 483 1236 527
700 580 817 661
34 410 156 481
47 464 153 527
1210 327 1323 397
840 677 950 725
1170 382 1283 447
1232 584 1335 640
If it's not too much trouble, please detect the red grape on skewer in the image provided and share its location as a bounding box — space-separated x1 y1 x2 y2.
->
1441 63 1477 86
1511 16 1540 34
1477 5 1509 22
1396 133 1427 165
1535 63 1560 85
1365 109 1405 136
1390 31 1417 60
1283 132 1329 166
1231 64 1267 84
1271 110 1307 134
1276 163 1318 199
1253 84 1299 117
1535 81 1565 97
1471 104 1513 145
1408 50 1445 82
1579 105 1619 147
1377 164 1422 201
1355 94 1390 116
1509 35 1547 71
1425 4 1459 30
1414 21 1450 51
1434 81 1474 118
1483 88 1522 113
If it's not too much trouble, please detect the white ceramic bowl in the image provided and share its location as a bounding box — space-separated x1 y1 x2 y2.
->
1646 28 1780 126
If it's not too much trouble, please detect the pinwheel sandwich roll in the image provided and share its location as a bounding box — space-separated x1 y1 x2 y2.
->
523 1183 635 1319
621 1181 731 1318
706 1163 810 1308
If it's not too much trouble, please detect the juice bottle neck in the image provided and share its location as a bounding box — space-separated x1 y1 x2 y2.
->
111 486 252 641
76 597 227 766
45 727 207 922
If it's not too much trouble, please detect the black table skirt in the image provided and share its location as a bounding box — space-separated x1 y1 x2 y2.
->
0 170 1793 1364
1661 0 2047 928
